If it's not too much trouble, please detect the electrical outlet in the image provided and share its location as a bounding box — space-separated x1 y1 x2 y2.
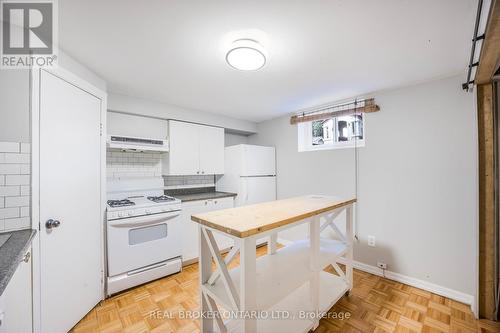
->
368 235 376 247
377 261 387 270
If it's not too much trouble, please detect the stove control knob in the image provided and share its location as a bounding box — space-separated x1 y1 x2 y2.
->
118 212 125 218
128 211 134 216
146 209 152 214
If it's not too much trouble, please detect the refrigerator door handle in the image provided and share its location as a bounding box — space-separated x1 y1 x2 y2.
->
241 178 248 205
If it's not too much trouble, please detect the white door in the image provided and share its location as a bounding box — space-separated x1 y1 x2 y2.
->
168 121 200 175
199 125 224 175
238 176 276 206
39 71 102 333
241 145 276 176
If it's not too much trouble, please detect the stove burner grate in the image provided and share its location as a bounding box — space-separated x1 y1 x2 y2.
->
147 195 176 203
107 199 135 208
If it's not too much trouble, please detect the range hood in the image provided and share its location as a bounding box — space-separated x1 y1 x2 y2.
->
107 135 169 152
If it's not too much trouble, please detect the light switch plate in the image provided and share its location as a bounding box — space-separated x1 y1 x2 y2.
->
368 235 376 247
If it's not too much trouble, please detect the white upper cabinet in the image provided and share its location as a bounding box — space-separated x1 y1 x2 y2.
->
166 121 200 175
199 124 224 175
107 111 168 140
163 120 224 175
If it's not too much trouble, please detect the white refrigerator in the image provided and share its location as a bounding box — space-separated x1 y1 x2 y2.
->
217 144 276 207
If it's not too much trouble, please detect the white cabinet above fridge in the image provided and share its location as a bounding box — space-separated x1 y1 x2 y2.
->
163 120 224 175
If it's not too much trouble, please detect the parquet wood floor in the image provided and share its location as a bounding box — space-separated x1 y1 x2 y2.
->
71 245 498 333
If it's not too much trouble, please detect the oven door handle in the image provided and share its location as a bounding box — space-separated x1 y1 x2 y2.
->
108 211 181 228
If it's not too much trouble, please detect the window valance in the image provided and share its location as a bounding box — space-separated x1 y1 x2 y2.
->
290 98 380 125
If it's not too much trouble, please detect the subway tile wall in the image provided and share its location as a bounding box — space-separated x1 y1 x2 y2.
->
0 142 31 231
106 150 162 179
163 175 215 189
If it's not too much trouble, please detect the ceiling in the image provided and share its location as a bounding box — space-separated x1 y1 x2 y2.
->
59 0 476 123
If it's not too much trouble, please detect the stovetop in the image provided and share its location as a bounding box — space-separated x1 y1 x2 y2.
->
107 195 180 209
106 178 181 220
107 195 176 208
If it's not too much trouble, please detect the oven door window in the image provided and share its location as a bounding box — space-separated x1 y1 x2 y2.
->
129 223 167 245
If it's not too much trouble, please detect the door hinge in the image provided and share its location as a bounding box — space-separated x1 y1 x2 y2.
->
100 123 103 136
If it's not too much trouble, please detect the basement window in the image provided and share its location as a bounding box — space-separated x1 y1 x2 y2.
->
298 113 365 152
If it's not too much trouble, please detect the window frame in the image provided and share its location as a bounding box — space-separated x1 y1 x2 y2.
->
298 113 366 152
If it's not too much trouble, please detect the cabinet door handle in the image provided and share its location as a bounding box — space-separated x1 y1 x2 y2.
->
21 251 30 263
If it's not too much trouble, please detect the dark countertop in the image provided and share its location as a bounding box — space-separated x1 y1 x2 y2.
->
165 186 237 202
0 229 36 296
172 191 237 202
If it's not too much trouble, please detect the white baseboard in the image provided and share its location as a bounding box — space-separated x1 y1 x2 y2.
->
337 258 475 311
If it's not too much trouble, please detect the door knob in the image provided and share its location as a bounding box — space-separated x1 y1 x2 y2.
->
45 219 61 229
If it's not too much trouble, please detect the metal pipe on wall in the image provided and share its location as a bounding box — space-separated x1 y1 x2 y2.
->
463 0 485 91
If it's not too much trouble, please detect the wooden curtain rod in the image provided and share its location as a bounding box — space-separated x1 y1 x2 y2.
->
290 98 380 125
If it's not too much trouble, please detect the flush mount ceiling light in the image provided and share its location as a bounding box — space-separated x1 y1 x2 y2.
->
226 39 267 71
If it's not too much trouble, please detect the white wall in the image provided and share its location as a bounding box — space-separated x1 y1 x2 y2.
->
0 70 30 142
225 132 249 147
249 75 477 297
108 93 257 134
58 50 107 92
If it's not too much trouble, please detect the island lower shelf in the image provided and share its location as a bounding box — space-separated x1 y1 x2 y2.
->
224 271 349 333
202 238 349 312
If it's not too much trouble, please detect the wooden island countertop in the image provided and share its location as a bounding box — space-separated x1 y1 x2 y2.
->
191 195 356 238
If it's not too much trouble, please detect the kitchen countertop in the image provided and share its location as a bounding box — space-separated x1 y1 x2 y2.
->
165 186 237 203
192 195 356 238
172 191 237 202
0 229 36 296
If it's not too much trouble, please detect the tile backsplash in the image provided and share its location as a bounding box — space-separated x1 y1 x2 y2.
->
106 150 162 179
0 142 31 231
163 175 215 189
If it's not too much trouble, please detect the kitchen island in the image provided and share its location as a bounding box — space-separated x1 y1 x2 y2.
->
191 195 356 333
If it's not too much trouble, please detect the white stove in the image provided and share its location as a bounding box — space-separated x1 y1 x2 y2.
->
106 178 183 295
